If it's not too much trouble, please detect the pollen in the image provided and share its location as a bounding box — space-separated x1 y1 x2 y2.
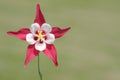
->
35 30 46 42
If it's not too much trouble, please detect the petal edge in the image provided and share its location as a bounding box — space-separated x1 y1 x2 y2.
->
26 33 36 44
45 33 55 44
35 42 46 51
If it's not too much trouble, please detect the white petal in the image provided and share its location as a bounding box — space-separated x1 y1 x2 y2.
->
35 42 46 51
26 33 36 44
45 33 55 44
30 23 40 34
41 23 52 33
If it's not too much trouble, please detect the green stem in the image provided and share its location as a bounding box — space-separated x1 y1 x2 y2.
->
38 54 43 80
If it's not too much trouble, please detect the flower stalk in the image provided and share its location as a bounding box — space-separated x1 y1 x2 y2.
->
38 54 43 80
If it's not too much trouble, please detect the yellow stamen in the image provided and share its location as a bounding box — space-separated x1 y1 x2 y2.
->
36 30 45 42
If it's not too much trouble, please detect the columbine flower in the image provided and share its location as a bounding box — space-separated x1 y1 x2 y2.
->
7 4 70 67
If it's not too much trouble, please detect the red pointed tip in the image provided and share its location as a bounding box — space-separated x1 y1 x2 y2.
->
54 58 58 67
7 31 15 36
67 27 71 31
69 27 71 29
24 64 27 68
34 3 46 25
7 31 12 35
55 62 59 67
36 3 40 9
24 61 27 68
7 32 9 34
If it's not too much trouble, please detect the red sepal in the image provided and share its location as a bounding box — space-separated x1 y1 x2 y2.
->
43 44 58 67
34 4 46 26
7 28 30 40
24 45 40 67
51 27 71 38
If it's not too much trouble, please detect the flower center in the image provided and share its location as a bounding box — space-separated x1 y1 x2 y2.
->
35 30 46 43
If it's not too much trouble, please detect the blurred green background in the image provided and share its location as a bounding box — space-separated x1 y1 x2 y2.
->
0 0 120 80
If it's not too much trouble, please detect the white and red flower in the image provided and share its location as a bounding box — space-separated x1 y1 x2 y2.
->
7 4 70 67
26 23 55 51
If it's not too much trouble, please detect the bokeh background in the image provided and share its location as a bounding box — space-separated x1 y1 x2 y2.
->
0 0 120 80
